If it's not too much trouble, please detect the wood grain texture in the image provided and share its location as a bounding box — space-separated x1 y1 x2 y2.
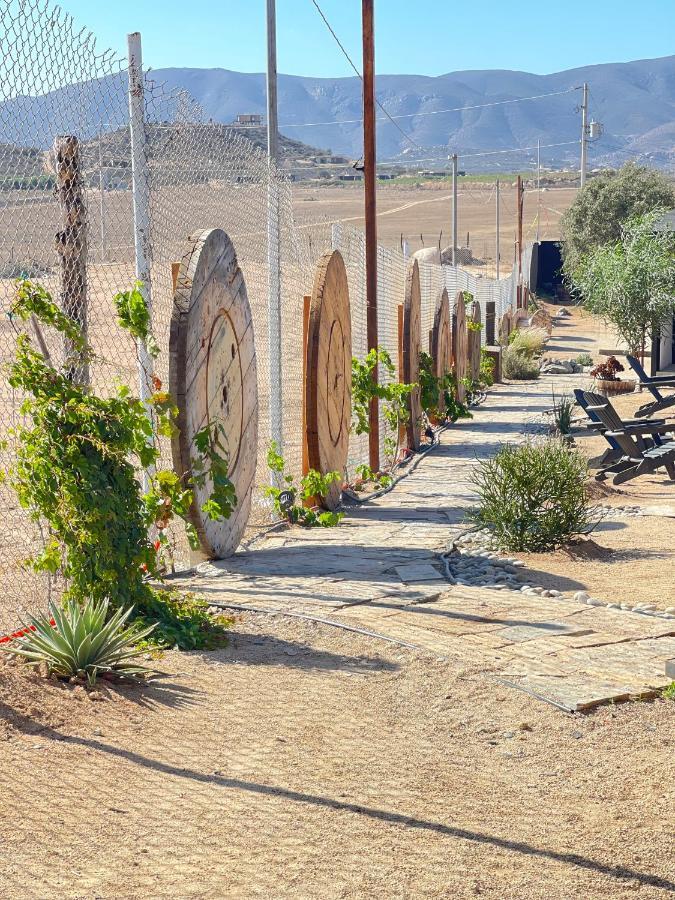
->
169 229 258 558
468 301 482 383
431 288 451 417
403 259 422 450
305 250 352 510
452 291 468 402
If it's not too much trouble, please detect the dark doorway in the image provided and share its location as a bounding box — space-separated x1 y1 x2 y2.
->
535 241 566 300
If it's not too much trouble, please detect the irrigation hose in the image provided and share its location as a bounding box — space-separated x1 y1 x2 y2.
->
206 601 425 651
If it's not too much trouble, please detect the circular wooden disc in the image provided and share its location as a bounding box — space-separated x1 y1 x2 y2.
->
169 229 258 558
306 250 352 510
469 301 482 382
403 259 422 450
452 292 468 402
431 288 451 417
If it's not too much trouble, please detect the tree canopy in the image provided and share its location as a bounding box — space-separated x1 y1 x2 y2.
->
569 210 675 354
560 163 675 277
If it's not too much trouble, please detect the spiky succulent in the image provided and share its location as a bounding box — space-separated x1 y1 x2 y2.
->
2 598 155 685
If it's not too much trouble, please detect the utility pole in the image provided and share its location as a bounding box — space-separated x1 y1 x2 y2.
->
451 153 458 266
536 138 541 243
495 178 500 280
516 175 524 304
266 0 283 475
362 0 379 471
580 81 588 188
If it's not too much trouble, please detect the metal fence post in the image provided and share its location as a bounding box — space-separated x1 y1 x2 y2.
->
127 31 153 488
266 1 283 483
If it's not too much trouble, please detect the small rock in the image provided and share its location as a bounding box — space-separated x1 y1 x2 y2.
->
548 589 561 597
502 731 516 739
573 591 590 603
518 722 533 732
572 730 583 740
665 607 675 614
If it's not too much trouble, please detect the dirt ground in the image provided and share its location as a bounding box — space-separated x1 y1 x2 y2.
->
506 299 675 609
1 612 673 899
292 183 578 268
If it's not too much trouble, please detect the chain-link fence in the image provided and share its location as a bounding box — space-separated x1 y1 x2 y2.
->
0 0 519 633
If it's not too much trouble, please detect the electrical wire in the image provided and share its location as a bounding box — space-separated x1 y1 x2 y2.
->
308 0 425 152
281 85 581 130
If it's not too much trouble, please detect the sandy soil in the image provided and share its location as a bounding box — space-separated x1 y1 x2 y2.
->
1 612 673 899
292 183 578 268
509 299 675 609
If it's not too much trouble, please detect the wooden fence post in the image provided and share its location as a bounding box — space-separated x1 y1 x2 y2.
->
485 301 496 346
54 134 88 384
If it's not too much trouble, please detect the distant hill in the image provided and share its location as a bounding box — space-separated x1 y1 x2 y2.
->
1 55 675 170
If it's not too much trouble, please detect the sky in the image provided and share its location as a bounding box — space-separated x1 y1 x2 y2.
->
62 0 675 78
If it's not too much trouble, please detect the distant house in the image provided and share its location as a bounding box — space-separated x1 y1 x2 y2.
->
338 174 362 182
233 114 263 126
377 173 395 180
652 210 675 371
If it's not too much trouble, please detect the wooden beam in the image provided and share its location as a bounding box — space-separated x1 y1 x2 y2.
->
54 134 88 385
362 0 379 471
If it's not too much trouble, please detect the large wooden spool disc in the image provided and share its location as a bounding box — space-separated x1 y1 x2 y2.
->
431 288 451 417
306 250 352 510
452 291 468 402
403 259 422 450
169 229 258 558
468 301 482 382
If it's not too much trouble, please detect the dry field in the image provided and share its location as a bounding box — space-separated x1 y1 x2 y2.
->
292 182 579 268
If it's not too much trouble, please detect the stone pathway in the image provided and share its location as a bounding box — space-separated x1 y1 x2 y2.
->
179 376 675 712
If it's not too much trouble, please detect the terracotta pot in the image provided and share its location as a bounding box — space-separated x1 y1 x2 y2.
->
593 378 635 396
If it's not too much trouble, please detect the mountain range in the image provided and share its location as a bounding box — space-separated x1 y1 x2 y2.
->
3 54 675 171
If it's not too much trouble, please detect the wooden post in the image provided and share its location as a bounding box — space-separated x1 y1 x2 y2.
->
54 135 88 384
485 300 496 346
171 261 181 293
362 0 379 471
301 294 316 507
516 175 523 287
397 303 405 449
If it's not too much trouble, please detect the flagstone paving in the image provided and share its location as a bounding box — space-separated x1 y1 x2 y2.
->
178 375 675 712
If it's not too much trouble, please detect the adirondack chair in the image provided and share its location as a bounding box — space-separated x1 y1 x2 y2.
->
625 355 675 418
581 391 675 485
573 388 666 471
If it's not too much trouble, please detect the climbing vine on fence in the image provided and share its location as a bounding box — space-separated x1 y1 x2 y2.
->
418 351 472 423
6 279 234 649
351 347 415 462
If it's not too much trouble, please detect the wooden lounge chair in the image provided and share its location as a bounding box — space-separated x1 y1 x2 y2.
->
581 391 675 485
573 388 667 472
625 355 675 418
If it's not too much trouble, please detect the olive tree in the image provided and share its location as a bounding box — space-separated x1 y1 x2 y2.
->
561 163 675 277
569 210 675 356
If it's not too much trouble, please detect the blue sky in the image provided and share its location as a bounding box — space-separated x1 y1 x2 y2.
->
65 0 675 77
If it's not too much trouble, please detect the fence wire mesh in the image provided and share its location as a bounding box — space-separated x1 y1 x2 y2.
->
0 0 518 633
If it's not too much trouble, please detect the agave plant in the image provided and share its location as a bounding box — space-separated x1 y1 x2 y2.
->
2 598 155 685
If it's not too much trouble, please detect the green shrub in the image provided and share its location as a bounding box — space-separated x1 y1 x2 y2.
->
502 347 540 380
2 598 155 686
575 353 594 367
468 439 595 551
508 326 548 357
551 391 575 435
265 442 344 527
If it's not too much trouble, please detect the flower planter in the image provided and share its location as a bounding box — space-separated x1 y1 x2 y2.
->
593 378 635 396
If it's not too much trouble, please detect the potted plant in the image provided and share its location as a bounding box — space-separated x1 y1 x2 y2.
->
590 356 634 395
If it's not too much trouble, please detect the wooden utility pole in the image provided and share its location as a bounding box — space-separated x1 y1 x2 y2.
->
451 153 458 266
495 178 500 279
516 174 524 299
362 0 379 470
54 134 88 385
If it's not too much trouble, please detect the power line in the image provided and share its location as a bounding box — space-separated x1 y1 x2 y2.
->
280 86 581 130
308 0 425 152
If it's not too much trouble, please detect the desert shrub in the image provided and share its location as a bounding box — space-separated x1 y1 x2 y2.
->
468 439 594 551
508 326 548 357
502 347 540 380
3 598 155 686
551 391 574 435
575 353 594 367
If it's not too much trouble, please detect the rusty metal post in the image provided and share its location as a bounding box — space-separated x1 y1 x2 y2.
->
362 0 379 471
54 134 88 385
